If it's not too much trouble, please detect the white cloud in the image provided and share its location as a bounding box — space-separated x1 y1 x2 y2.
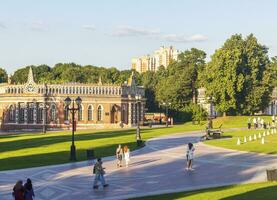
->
82 25 96 31
163 34 208 43
0 22 7 29
111 26 160 37
30 21 48 32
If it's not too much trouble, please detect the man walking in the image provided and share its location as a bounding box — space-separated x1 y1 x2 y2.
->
93 158 109 189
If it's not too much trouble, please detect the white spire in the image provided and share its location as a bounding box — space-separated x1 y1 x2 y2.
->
27 67 35 83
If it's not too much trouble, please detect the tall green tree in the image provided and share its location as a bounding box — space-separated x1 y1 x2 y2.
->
202 34 272 115
270 57 277 87
0 68 8 83
177 48 206 103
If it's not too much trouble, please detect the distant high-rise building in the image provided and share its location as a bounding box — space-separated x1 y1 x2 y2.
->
131 46 179 73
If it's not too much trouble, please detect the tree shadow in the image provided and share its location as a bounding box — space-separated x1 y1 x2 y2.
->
0 127 163 153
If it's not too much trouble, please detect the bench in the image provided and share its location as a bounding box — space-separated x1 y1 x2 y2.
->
207 124 223 139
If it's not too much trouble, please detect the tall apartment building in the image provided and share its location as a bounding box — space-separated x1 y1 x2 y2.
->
131 46 179 73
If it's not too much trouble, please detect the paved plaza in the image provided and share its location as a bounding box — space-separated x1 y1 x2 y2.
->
1 130 277 200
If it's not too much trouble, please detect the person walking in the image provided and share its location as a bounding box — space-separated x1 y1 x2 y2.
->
186 143 195 171
116 144 123 167
123 145 130 167
12 180 24 200
23 178 35 200
93 158 109 189
261 118 265 129
247 118 251 129
253 117 257 129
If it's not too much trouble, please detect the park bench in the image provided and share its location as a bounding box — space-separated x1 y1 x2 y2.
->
207 124 223 139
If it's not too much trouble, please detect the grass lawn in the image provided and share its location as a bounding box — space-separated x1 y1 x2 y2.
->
212 116 272 129
0 122 206 171
204 128 277 154
130 182 277 200
0 116 270 171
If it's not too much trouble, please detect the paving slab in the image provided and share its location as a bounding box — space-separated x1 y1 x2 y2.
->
1 131 277 200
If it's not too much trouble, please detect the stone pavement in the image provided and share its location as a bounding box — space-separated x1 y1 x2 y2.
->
1 131 277 200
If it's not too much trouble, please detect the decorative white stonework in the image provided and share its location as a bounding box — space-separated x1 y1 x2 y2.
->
24 67 38 94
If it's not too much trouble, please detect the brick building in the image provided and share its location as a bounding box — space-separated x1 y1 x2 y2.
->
0 67 146 130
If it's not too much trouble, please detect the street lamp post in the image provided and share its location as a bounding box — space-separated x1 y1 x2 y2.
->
64 96 82 161
135 94 142 146
162 102 171 127
39 103 48 133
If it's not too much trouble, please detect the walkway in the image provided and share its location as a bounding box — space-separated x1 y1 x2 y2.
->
1 131 277 200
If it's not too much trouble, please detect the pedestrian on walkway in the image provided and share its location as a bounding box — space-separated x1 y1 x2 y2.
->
253 117 257 129
123 145 130 167
93 158 109 189
116 144 123 167
247 118 251 129
23 178 35 200
12 180 24 200
186 143 195 171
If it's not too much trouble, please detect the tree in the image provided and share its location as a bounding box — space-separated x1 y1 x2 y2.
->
202 34 272 115
270 57 277 87
0 68 8 83
177 48 206 103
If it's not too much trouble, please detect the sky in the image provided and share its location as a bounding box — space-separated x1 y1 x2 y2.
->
1 0 277 74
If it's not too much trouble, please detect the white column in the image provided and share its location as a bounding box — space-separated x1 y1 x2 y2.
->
33 103 37 124
128 102 132 125
140 102 144 124
24 103 28 124
15 103 19 124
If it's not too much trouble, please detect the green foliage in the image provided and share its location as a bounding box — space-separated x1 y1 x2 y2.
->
0 68 8 83
202 34 273 115
187 103 208 124
270 57 277 87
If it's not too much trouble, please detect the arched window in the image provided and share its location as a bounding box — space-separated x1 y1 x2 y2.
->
19 105 25 123
27 103 34 123
37 107 43 123
50 104 56 121
97 105 103 121
8 105 15 122
78 105 83 121
88 105 93 121
64 107 69 121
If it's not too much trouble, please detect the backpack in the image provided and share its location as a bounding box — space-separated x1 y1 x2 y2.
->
93 165 96 174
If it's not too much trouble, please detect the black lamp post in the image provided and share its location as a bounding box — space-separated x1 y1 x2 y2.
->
64 96 82 161
135 94 142 146
162 102 171 127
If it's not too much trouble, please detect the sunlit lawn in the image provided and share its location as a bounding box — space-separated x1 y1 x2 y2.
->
131 182 277 200
204 128 277 154
0 116 271 171
0 122 206 171
212 116 272 129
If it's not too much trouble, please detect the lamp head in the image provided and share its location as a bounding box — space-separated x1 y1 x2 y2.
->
75 96 82 106
64 97 72 107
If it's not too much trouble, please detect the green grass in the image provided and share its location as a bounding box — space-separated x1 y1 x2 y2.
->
204 128 277 154
212 116 272 129
130 182 277 200
0 116 270 171
0 122 206 171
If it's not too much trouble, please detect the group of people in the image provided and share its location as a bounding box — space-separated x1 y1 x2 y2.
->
116 144 130 168
12 179 35 200
11 142 195 194
92 144 131 189
247 116 276 130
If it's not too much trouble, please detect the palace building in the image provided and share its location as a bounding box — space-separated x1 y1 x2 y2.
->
0 67 146 131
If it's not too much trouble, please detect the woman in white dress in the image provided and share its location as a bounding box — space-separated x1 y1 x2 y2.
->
123 145 130 167
186 143 195 170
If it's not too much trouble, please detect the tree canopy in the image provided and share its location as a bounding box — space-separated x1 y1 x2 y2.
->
201 34 273 115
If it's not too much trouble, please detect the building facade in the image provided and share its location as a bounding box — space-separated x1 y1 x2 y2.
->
131 46 179 73
0 68 146 131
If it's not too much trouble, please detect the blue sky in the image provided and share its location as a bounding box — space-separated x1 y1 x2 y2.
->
1 0 277 73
